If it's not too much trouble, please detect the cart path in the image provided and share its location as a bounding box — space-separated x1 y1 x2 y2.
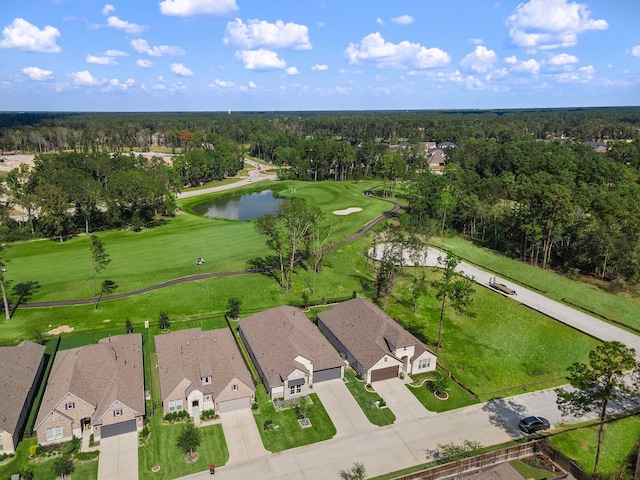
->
17 186 399 308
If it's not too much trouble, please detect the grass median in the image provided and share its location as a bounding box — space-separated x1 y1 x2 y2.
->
343 369 396 426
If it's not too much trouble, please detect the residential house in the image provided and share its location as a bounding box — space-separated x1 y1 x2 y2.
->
155 328 255 418
239 306 345 400
0 340 45 453
35 334 144 445
317 298 437 384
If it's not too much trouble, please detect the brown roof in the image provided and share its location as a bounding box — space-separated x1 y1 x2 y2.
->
317 297 433 370
0 340 44 434
36 334 144 429
239 306 343 389
155 327 254 402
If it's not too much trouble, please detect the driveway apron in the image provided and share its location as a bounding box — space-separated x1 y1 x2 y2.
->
313 379 376 437
373 377 434 422
97 431 138 480
219 409 269 464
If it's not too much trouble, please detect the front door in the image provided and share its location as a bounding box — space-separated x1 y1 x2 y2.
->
192 400 199 418
81 417 91 431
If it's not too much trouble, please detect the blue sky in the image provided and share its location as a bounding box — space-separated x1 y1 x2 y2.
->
0 0 638 111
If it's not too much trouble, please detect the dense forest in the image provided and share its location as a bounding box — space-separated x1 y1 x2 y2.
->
1 108 639 284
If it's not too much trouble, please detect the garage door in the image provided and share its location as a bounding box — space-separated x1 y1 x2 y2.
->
370 366 399 382
218 396 251 413
101 419 136 438
313 367 342 383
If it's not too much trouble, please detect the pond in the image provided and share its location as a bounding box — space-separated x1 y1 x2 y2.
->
192 190 284 220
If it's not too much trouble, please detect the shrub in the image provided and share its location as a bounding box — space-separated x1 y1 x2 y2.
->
29 444 39 456
0 452 14 461
251 402 259 411
19 468 35 480
200 409 216 421
263 419 275 431
140 425 150 439
74 450 100 461
61 437 80 454
378 398 386 408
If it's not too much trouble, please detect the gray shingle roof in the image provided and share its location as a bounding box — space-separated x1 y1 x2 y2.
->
155 327 254 402
36 334 144 429
317 298 432 370
0 340 44 434
239 306 343 389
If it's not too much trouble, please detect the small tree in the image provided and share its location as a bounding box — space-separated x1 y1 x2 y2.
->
431 440 483 464
349 461 367 480
53 453 75 479
556 341 639 479
226 297 242 320
158 311 170 331
90 234 111 302
0 244 11 321
125 317 134 333
95 279 118 310
19 468 35 480
295 396 311 419
176 422 202 459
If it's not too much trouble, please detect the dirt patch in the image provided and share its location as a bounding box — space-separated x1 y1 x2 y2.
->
333 207 362 216
47 325 74 335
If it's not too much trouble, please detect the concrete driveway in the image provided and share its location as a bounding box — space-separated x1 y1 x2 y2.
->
97 431 138 480
219 408 269 464
313 378 377 437
373 377 434 423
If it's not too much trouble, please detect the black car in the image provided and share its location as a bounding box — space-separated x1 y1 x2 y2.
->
519 416 550 433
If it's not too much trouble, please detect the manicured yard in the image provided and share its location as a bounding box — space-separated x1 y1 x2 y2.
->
406 369 480 412
0 437 98 480
548 415 640 478
385 267 601 401
251 387 336 452
343 369 396 426
509 458 558 480
138 413 229 480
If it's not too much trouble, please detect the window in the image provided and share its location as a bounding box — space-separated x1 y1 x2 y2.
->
232 384 238 391
290 385 296 395
0 436 3 451
202 376 211 385
418 358 431 369
46 426 63 442
168 399 183 412
296 385 301 394
65 402 75 410
113 409 123 417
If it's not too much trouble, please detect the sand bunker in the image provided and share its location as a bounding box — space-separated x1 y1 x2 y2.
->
333 207 362 216
47 325 74 335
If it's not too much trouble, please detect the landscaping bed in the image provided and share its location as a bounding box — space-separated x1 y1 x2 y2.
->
343 369 396 426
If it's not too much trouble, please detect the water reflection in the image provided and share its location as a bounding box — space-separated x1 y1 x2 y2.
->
193 190 283 220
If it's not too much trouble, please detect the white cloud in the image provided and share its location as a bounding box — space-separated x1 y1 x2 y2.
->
106 49 127 57
376 18 385 26
470 38 484 45
507 0 608 50
513 58 540 74
223 18 311 50
0 18 61 53
137 59 153 68
547 53 578 65
107 16 147 34
235 49 286 70
211 79 234 88
131 39 185 56
248 81 257 89
86 55 116 65
70 70 101 86
102 4 115 16
485 68 508 81
391 15 414 25
22 66 53 81
630 45 640 57
170 63 194 76
556 64 595 82
345 32 450 69
286 66 299 75
106 78 135 91
159 0 238 17
459 45 497 73
311 64 328 71
504 55 518 64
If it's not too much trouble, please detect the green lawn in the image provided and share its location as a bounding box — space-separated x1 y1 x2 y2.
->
509 459 557 480
138 413 229 480
0 437 98 480
252 388 336 452
548 415 640 478
406 369 479 412
434 236 640 332
343 369 396 426
385 268 602 401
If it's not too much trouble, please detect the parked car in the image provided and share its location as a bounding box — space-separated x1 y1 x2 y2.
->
519 416 550 433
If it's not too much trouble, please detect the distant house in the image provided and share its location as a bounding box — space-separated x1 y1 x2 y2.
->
317 298 437 384
428 149 447 169
0 340 45 453
155 328 255 417
424 141 437 151
583 141 607 152
35 334 144 445
437 141 457 149
239 306 345 400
